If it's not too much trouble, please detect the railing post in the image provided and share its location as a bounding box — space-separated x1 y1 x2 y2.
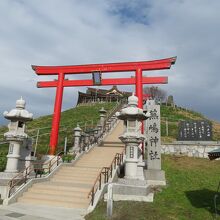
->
106 169 109 182
91 187 95 206
99 174 102 190
104 169 107 183
34 129 40 157
8 181 12 198
24 168 28 184
49 160 51 174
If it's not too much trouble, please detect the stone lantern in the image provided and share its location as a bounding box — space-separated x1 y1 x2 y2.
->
84 132 90 150
72 124 82 154
117 94 147 179
97 123 102 135
93 128 99 143
99 107 107 131
79 132 86 152
3 97 33 173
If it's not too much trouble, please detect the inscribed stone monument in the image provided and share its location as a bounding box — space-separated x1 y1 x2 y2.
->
178 120 212 141
144 99 166 185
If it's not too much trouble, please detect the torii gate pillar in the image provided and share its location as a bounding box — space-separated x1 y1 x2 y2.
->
49 72 64 155
33 57 176 155
136 68 143 109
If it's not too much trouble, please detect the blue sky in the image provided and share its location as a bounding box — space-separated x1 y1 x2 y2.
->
0 0 220 124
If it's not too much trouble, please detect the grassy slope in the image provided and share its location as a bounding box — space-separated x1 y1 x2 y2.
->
0 102 116 171
86 155 220 220
0 103 220 170
26 102 116 155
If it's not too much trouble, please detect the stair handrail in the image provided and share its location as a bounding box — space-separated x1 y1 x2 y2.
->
7 151 64 198
87 149 125 206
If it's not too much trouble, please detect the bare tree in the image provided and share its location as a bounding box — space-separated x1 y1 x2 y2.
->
143 86 167 102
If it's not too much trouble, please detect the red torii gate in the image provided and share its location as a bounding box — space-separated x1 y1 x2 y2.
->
32 57 176 155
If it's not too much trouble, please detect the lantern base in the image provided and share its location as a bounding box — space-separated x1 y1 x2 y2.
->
144 169 166 186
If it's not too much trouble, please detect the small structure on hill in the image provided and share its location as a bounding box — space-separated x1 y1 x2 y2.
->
77 86 131 105
166 95 175 107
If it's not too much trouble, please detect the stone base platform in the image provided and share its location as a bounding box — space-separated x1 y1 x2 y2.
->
104 178 153 202
144 169 166 186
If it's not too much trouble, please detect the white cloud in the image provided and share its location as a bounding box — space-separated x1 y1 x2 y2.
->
0 0 220 124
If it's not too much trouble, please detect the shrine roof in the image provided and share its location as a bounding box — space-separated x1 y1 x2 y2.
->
86 86 132 96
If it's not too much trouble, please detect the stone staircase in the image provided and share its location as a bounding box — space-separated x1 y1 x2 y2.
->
17 121 124 209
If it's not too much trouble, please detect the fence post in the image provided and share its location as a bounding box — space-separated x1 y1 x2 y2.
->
34 129 40 157
64 137 68 155
166 118 169 136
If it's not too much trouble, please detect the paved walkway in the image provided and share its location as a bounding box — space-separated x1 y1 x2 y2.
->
0 203 86 220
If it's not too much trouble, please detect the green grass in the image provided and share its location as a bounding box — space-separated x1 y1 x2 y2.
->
1 103 220 170
86 155 220 220
0 102 117 170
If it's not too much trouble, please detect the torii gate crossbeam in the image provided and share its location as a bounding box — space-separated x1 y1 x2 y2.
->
32 57 176 155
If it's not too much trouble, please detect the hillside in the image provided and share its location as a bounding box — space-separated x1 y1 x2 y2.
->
0 102 220 172
0 102 117 171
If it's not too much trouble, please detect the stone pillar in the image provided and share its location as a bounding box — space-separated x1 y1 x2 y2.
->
124 142 140 178
97 124 102 137
99 107 107 131
84 133 90 150
72 124 82 154
5 141 22 173
144 99 166 185
79 133 85 152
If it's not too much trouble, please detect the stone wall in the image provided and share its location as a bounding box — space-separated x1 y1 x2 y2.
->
161 142 220 159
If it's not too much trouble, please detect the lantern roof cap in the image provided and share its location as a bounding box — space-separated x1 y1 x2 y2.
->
116 94 147 120
74 124 82 131
3 97 33 121
128 93 138 106
99 107 107 114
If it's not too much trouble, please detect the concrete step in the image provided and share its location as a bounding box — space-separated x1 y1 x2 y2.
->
52 175 96 181
74 162 111 166
18 197 89 209
59 166 100 171
56 170 100 175
28 188 88 196
21 192 89 203
32 183 90 192
54 172 98 178
46 181 92 188
51 178 94 184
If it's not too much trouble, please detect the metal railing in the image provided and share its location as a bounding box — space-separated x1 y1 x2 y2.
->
88 150 124 206
7 151 64 198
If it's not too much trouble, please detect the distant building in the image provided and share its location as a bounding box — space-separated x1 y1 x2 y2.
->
77 86 132 105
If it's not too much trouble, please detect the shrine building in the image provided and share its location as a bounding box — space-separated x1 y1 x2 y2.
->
77 86 132 105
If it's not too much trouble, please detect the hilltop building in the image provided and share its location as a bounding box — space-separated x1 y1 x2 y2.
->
77 86 132 105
